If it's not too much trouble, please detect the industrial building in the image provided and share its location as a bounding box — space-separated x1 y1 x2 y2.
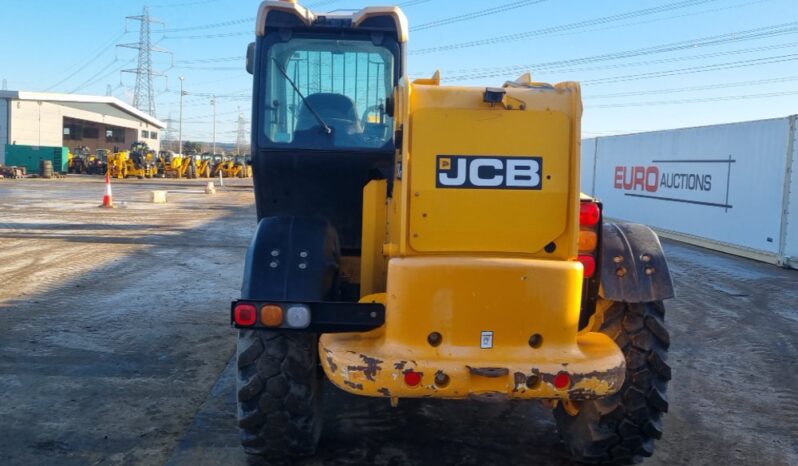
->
0 90 165 165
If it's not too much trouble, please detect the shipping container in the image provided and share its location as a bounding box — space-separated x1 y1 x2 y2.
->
784 115 798 265
580 137 596 196
4 144 69 174
582 115 798 269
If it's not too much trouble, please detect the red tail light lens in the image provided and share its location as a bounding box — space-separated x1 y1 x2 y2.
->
578 255 596 278
234 304 257 326
554 371 571 389
580 202 601 227
404 371 422 387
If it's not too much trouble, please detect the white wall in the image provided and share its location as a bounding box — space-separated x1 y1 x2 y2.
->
580 137 596 196
582 116 797 268
9 100 64 147
58 104 162 152
7 99 162 153
0 98 7 164
784 116 798 265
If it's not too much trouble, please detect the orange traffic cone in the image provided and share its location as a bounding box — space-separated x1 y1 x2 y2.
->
100 173 114 208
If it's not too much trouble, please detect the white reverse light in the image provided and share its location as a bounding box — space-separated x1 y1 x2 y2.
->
285 305 311 329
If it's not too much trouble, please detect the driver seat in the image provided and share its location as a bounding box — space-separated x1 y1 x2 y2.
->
294 93 361 145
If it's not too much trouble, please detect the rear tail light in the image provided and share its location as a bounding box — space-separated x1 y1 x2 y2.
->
578 201 601 279
578 254 596 278
234 304 257 326
285 305 311 329
261 305 284 327
580 202 601 227
554 371 571 389
578 230 598 252
404 370 422 387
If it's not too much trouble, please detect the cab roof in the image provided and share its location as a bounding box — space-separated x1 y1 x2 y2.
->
256 1 408 43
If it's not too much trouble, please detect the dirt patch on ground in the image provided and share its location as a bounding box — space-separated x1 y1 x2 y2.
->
0 178 255 466
0 177 796 465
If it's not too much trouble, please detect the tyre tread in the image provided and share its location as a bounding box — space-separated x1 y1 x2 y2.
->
554 301 670 464
237 330 321 458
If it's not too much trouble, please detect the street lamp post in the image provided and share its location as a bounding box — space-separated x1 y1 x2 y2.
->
178 76 185 155
211 95 217 156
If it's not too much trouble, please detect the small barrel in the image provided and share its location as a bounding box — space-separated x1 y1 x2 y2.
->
40 160 54 178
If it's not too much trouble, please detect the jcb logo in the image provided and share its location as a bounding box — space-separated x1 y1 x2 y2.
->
436 155 543 189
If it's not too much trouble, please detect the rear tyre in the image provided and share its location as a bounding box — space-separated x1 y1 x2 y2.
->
237 330 322 459
554 301 671 464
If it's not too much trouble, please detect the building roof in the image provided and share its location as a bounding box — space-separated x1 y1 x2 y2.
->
0 90 166 129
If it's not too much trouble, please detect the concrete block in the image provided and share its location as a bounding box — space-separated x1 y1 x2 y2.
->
150 190 168 204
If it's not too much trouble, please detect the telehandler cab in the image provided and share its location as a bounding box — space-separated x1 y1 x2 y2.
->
232 1 674 463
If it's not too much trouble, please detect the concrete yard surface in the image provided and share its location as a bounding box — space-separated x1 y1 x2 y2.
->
0 177 796 465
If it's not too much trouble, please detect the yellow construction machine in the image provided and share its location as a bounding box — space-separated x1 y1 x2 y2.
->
158 153 192 178
108 142 157 179
68 146 107 174
231 2 674 464
190 155 213 178
212 155 251 178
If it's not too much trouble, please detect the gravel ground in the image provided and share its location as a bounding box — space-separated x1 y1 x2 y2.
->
0 177 796 466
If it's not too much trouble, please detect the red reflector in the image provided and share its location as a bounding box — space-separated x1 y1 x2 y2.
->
234 304 257 326
578 255 597 278
404 371 422 387
580 202 601 227
554 372 571 389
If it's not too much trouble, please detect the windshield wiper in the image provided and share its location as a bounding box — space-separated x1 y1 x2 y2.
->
272 58 332 135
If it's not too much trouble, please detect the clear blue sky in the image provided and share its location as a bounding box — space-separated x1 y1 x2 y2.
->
1 0 797 142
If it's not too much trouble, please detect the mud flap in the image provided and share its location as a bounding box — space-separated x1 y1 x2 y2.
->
599 222 674 303
241 216 339 301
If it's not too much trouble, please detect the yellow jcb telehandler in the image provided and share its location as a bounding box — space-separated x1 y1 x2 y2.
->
231 2 674 464
212 155 251 178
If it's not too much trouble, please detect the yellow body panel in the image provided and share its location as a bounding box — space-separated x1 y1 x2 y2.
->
408 108 571 254
383 81 583 260
321 257 624 400
318 73 620 401
359 180 389 296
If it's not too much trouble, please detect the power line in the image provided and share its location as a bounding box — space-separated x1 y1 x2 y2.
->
306 0 345 8
436 21 798 80
411 0 548 32
585 75 798 99
411 0 722 54
581 53 798 86
397 0 435 7
162 87 250 98
44 30 127 91
449 40 798 82
69 57 137 94
162 17 254 33
172 65 242 71
165 31 250 40
586 89 798 108
69 59 120 94
182 109 242 121
151 0 221 8
553 40 798 76
175 56 243 64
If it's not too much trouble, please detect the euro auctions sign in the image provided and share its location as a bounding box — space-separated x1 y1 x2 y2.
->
583 117 798 262
613 158 735 210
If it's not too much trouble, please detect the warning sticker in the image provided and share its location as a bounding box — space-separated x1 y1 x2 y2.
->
480 331 494 349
